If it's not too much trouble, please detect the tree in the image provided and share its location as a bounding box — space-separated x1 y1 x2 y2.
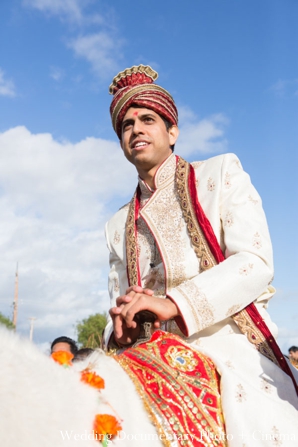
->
76 313 108 348
0 312 14 330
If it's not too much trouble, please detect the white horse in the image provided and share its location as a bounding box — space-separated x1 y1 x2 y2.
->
0 326 163 447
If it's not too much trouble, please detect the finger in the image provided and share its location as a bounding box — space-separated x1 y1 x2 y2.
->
116 295 132 307
126 289 154 301
109 307 117 318
143 288 154 296
126 285 144 294
114 315 125 339
121 294 149 328
109 306 123 317
122 295 179 327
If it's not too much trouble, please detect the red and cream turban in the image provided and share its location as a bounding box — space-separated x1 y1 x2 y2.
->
109 65 178 139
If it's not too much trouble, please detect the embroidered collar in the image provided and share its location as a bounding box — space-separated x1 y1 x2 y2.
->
138 153 176 196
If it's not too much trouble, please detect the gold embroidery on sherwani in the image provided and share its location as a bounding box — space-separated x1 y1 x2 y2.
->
252 232 262 249
224 172 231 189
137 216 162 268
248 194 258 205
113 278 119 293
176 282 215 331
223 210 234 227
225 360 234 369
126 191 138 286
260 378 272 394
141 187 186 289
235 384 247 403
271 426 282 447
157 157 177 183
191 161 204 169
207 177 215 191
226 304 242 317
176 157 216 272
138 153 188 291
232 309 279 365
113 230 120 245
235 159 242 169
239 264 254 276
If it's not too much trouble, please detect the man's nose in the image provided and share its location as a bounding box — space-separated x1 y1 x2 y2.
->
132 119 144 135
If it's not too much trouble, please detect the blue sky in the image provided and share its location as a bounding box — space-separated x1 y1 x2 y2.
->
0 0 297 353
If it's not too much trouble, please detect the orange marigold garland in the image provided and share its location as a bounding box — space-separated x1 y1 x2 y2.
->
51 350 74 367
51 349 122 444
81 370 105 390
93 414 122 447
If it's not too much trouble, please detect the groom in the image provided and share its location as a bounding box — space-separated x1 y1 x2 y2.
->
104 64 298 446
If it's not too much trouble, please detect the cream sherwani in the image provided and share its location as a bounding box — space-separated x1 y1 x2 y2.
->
104 153 298 446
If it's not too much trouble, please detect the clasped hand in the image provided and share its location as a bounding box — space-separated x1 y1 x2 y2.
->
109 285 179 346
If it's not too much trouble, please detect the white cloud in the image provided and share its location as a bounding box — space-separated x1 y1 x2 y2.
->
0 126 136 344
24 1 122 81
50 66 65 82
270 79 287 97
0 68 16 97
68 32 123 79
178 105 197 123
24 0 82 22
23 0 103 25
177 113 229 157
270 78 298 98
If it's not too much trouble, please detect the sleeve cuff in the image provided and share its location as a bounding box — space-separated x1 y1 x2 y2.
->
166 294 189 337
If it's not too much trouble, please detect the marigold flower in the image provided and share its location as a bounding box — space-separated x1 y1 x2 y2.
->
51 351 74 366
81 371 105 390
93 414 122 439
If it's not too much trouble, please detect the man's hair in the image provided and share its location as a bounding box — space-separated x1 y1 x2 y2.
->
51 336 78 355
288 346 298 353
73 347 94 362
126 103 176 151
160 115 175 151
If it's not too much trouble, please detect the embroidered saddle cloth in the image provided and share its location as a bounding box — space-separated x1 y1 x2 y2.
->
114 331 227 447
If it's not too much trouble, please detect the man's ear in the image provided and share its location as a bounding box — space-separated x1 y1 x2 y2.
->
169 125 179 146
119 139 123 150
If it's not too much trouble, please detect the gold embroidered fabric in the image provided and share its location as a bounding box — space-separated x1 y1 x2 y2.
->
232 310 279 366
175 157 217 272
114 331 227 447
126 191 139 287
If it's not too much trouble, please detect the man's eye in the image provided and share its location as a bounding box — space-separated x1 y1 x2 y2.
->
144 117 154 122
122 122 132 131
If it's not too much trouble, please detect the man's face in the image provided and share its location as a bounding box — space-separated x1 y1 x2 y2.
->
51 342 72 353
120 107 179 174
289 350 298 360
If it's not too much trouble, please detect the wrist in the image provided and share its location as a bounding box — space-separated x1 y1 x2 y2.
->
165 297 179 318
112 333 132 349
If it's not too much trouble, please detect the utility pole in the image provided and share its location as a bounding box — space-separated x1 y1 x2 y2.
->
12 263 19 331
29 317 36 342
